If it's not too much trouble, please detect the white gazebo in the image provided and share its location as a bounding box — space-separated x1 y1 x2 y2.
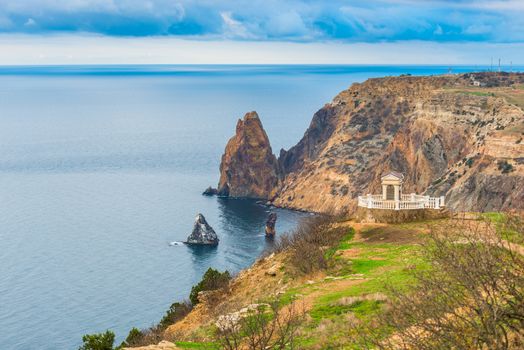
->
358 172 445 210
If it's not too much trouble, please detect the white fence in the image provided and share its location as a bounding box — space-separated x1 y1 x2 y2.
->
358 193 445 210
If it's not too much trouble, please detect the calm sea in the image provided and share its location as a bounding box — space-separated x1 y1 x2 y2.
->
0 65 509 349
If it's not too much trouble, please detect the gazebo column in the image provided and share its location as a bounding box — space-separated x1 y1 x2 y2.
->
382 185 387 200
394 185 400 210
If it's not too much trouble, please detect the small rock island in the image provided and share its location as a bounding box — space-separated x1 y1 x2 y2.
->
185 214 219 246
265 212 277 238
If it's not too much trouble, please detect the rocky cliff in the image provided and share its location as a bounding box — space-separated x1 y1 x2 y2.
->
217 111 280 199
218 73 524 213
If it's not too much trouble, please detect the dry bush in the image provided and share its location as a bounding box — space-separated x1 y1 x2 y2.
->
356 214 524 350
269 215 351 274
214 300 305 350
121 300 194 347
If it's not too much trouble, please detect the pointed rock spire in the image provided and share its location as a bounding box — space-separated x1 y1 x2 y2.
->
185 214 219 245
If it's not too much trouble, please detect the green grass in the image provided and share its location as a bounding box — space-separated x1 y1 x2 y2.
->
310 240 425 323
482 212 524 245
482 212 505 223
325 228 356 259
350 259 389 274
174 341 220 349
310 299 384 321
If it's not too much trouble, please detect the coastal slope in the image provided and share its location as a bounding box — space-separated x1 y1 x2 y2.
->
218 73 524 213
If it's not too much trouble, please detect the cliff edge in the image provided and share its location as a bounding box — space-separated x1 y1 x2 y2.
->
215 73 524 213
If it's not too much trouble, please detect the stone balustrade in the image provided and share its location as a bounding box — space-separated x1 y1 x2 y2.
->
357 193 445 210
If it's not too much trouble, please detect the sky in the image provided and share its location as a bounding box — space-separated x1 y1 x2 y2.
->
0 0 523 65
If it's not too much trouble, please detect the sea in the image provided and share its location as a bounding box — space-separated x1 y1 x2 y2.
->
0 65 512 349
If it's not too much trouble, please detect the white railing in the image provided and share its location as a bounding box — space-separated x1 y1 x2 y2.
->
358 194 445 210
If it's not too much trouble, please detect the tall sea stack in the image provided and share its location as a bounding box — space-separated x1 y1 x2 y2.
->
217 111 280 199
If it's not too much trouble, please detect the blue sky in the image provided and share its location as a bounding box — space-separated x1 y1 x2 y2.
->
0 0 523 64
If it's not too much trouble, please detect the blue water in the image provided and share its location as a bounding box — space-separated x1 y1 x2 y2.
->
0 65 516 350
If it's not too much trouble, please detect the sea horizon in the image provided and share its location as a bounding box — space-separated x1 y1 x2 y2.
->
1 64 522 349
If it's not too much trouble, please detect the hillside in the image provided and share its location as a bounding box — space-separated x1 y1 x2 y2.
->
123 213 523 350
215 72 524 213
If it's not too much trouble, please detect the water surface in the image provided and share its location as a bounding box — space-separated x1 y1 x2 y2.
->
0 65 510 349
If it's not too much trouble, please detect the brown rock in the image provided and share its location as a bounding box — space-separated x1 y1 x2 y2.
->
265 212 277 238
272 73 524 213
217 111 280 199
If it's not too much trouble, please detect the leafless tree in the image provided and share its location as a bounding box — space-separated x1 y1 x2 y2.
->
214 300 305 350
355 214 524 350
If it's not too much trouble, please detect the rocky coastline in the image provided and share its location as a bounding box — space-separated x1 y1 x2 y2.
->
206 72 524 214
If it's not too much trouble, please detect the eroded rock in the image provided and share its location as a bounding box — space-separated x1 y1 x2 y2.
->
265 212 277 238
217 111 280 199
185 214 219 245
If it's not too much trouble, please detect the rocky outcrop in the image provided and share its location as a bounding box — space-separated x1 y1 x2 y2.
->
215 73 524 213
185 214 219 245
202 186 218 196
265 212 277 237
272 73 524 213
217 111 280 199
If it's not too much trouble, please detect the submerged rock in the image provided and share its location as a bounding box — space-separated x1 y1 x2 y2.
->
265 212 277 238
185 214 219 245
202 186 218 196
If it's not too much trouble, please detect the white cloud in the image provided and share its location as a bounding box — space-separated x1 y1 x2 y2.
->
0 34 522 65
464 23 492 35
220 11 253 39
24 18 36 27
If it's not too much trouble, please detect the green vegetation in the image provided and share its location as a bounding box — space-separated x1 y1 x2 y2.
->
213 300 304 350
80 267 229 348
190 268 231 305
78 330 116 350
175 341 220 349
497 160 515 174
272 216 352 274
159 301 193 329
80 214 524 350
483 212 524 245
355 217 524 349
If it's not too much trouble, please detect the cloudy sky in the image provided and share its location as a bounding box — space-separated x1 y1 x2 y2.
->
0 0 523 65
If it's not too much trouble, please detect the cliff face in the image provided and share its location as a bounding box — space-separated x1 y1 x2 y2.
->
274 73 524 213
217 111 280 199
217 73 524 213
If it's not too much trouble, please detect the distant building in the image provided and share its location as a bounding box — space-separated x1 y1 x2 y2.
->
357 172 445 210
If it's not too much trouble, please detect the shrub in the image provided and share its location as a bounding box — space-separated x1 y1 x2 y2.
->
270 216 350 274
78 330 115 350
190 268 231 305
498 160 514 174
214 300 305 350
159 300 193 328
354 215 524 349
120 301 193 348
121 327 143 347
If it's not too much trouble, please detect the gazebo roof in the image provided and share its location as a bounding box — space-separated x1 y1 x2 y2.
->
381 171 404 180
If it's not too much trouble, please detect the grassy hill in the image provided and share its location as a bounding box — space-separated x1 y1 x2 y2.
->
101 212 523 350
